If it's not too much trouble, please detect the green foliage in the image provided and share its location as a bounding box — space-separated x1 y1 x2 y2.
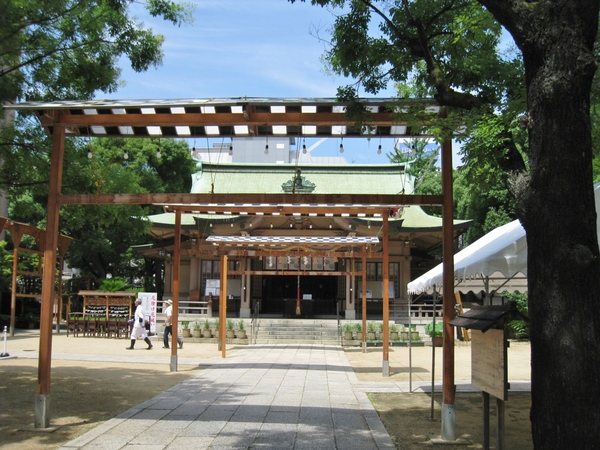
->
292 0 529 243
0 0 193 103
0 0 195 296
212 319 220 331
226 318 235 330
98 278 127 292
238 319 245 331
452 114 528 244
389 138 442 215
192 320 202 330
203 319 211 330
504 292 529 339
388 139 439 187
454 167 515 244
291 0 522 108
367 322 376 333
3 135 195 289
181 320 189 329
425 321 443 337
353 322 362 333
0 233 44 302
343 323 353 333
0 241 13 293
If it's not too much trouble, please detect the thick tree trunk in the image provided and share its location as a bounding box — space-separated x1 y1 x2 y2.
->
488 2 600 448
525 92 600 449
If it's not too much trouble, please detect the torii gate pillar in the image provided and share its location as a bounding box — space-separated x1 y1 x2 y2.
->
35 124 65 429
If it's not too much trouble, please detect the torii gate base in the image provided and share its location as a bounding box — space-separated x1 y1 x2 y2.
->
382 360 390 377
35 394 53 430
429 403 468 446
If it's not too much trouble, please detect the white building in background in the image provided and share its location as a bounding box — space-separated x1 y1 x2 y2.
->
191 137 349 165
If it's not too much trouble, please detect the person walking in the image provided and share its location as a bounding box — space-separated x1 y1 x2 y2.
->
163 299 183 349
126 298 153 350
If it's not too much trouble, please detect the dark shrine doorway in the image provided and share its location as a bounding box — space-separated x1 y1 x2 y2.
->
260 275 338 317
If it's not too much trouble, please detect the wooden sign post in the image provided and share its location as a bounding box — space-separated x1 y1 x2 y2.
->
471 328 508 450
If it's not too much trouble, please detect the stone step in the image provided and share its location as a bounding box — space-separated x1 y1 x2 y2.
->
253 319 341 345
258 324 339 330
256 334 338 340
253 319 340 325
257 334 338 341
258 327 338 333
255 338 341 345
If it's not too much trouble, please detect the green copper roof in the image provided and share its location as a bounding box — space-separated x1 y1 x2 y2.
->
143 162 470 232
395 205 470 231
191 162 415 195
351 206 470 231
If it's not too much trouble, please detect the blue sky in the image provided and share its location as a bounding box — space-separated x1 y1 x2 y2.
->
104 0 460 165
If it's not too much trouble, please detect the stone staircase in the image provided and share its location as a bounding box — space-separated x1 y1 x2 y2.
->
389 301 409 320
253 319 341 345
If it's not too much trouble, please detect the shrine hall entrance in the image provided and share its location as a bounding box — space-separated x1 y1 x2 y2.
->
259 275 339 317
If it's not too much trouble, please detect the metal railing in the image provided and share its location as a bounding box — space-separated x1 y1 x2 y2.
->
176 299 210 315
389 303 443 320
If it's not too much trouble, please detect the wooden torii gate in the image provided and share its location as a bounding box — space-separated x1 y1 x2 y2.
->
3 98 457 441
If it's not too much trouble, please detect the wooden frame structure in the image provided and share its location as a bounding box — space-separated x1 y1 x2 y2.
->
78 290 135 320
1 217 72 336
4 97 457 440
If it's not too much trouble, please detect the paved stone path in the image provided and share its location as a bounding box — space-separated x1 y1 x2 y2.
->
60 344 396 449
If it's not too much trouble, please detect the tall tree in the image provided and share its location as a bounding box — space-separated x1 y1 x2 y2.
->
291 0 600 447
7 135 195 285
388 138 443 216
0 0 193 103
0 0 194 290
455 114 525 243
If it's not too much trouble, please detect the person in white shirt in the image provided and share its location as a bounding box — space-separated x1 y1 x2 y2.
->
126 298 153 350
163 299 183 349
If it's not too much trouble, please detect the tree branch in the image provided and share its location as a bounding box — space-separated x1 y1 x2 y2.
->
400 0 484 109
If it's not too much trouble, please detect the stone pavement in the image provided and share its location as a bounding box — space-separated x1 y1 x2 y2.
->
59 344 396 449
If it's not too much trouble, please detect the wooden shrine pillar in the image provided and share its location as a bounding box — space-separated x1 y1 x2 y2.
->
382 211 390 376
361 255 367 353
240 258 251 318
170 210 182 372
440 126 456 440
220 254 228 358
36 124 65 429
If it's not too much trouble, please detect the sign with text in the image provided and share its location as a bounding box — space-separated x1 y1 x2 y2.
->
137 292 157 334
471 329 508 400
205 279 220 296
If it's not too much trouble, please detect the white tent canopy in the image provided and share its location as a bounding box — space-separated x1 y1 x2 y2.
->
407 220 527 295
408 183 600 295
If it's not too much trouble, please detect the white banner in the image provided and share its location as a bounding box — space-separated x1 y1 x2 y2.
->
137 292 158 334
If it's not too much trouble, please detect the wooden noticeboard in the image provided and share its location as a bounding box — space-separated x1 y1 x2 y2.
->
471 328 508 400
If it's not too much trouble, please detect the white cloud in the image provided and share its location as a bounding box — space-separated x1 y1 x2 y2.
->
111 0 355 99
